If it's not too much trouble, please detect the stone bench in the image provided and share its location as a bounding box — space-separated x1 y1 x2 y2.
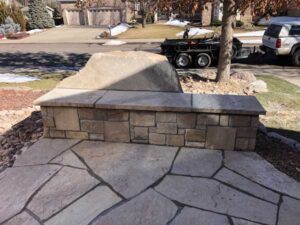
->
35 88 266 151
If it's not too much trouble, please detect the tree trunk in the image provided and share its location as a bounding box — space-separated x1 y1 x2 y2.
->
216 0 236 82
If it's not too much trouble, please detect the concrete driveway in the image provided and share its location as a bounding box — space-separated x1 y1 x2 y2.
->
1 26 107 44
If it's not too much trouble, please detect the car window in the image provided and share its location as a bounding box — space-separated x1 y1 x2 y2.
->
264 25 282 38
289 25 300 36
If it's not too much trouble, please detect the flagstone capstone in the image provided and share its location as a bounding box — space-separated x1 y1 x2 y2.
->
50 150 86 169
278 196 300 225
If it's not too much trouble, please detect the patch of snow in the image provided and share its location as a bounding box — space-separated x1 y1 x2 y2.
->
234 30 265 37
240 39 262 44
0 73 40 83
103 40 127 46
55 25 63 28
26 29 43 35
258 16 300 25
176 28 213 37
165 19 190 27
110 23 131 36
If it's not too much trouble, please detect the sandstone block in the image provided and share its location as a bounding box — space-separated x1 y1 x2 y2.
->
235 138 249 150
156 112 176 123
205 126 236 151
177 113 196 129
229 116 251 127
107 110 129 121
185 141 205 148
41 107 47 116
178 129 186 135
81 120 104 134
185 129 206 142
197 114 219 126
248 139 256 150
130 112 155 127
134 127 149 140
156 123 177 134
220 115 229 126
54 107 80 131
43 117 55 127
89 133 104 141
49 129 65 138
149 133 166 145
66 131 88 139
78 108 107 120
104 121 130 142
237 127 257 138
251 116 259 127
166 135 184 147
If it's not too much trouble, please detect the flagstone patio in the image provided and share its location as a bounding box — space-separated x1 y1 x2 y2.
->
1 138 300 225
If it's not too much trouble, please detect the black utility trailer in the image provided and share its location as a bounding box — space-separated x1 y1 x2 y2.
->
161 36 248 68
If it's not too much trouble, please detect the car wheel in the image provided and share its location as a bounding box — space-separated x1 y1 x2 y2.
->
292 49 300 67
195 53 211 68
175 53 192 68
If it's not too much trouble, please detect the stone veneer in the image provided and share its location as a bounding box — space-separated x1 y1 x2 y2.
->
36 89 265 151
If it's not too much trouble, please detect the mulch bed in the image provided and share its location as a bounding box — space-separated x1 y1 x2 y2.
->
0 89 45 110
255 131 300 182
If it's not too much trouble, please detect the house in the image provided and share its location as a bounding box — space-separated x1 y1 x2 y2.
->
58 0 135 26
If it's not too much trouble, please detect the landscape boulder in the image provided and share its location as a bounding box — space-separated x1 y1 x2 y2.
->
248 80 268 93
57 51 182 92
231 70 257 83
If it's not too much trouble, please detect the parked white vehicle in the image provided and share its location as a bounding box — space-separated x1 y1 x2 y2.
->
261 22 300 66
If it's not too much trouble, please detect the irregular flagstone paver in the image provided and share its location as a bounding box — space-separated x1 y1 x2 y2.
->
50 150 86 169
170 207 230 225
224 152 300 199
215 168 280 204
0 165 60 223
73 141 178 198
155 175 277 225
14 139 79 167
45 186 121 225
3 212 40 225
28 167 99 220
172 148 222 177
278 196 300 225
232 218 262 225
90 189 177 225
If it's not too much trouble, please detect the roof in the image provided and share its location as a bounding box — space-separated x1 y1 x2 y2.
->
271 21 300 26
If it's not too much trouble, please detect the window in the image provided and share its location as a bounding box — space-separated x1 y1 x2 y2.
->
264 25 282 38
289 25 300 36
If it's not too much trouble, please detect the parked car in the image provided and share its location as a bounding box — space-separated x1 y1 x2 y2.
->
161 35 244 68
260 22 300 66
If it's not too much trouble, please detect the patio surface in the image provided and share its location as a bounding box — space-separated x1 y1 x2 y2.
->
1 138 300 225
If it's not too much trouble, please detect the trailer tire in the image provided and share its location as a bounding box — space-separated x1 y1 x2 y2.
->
175 53 192 68
195 53 211 68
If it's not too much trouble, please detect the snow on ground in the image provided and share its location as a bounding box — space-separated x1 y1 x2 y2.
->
258 16 300 25
234 30 265 37
110 23 131 36
0 73 40 83
103 40 127 46
176 28 213 37
165 19 190 27
240 39 262 44
26 29 43 35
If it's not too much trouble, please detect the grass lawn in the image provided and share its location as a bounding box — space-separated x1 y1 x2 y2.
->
255 75 300 142
117 24 184 39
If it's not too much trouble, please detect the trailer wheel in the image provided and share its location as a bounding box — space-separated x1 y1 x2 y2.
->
231 46 238 59
175 53 192 68
195 53 211 68
292 49 300 67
